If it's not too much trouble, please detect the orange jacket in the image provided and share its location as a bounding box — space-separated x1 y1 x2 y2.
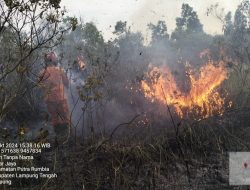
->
40 66 69 126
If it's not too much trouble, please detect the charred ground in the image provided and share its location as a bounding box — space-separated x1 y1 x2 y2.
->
0 0 250 189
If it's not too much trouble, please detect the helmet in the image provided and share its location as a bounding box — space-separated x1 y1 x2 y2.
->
44 52 58 63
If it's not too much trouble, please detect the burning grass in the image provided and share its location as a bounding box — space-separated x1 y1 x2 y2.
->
141 61 231 119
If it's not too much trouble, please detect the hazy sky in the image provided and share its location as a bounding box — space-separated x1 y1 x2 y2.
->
61 0 242 41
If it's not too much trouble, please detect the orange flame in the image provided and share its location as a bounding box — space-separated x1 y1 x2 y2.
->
77 57 86 70
141 61 229 119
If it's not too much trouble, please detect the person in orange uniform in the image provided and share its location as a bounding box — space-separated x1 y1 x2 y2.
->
40 52 70 140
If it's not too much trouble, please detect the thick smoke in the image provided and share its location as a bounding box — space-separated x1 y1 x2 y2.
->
52 1 250 137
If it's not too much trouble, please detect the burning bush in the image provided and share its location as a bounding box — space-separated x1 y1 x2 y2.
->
140 60 232 119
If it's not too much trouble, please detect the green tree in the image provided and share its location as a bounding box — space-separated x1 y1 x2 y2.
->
113 21 127 35
223 12 234 36
148 20 169 43
172 3 203 40
219 0 250 107
234 0 249 31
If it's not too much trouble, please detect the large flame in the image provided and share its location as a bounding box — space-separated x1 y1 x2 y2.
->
141 60 229 119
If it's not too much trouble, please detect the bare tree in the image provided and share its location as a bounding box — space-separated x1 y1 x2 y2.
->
0 0 77 122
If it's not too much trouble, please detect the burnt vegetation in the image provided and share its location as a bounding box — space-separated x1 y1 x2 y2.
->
0 0 250 189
